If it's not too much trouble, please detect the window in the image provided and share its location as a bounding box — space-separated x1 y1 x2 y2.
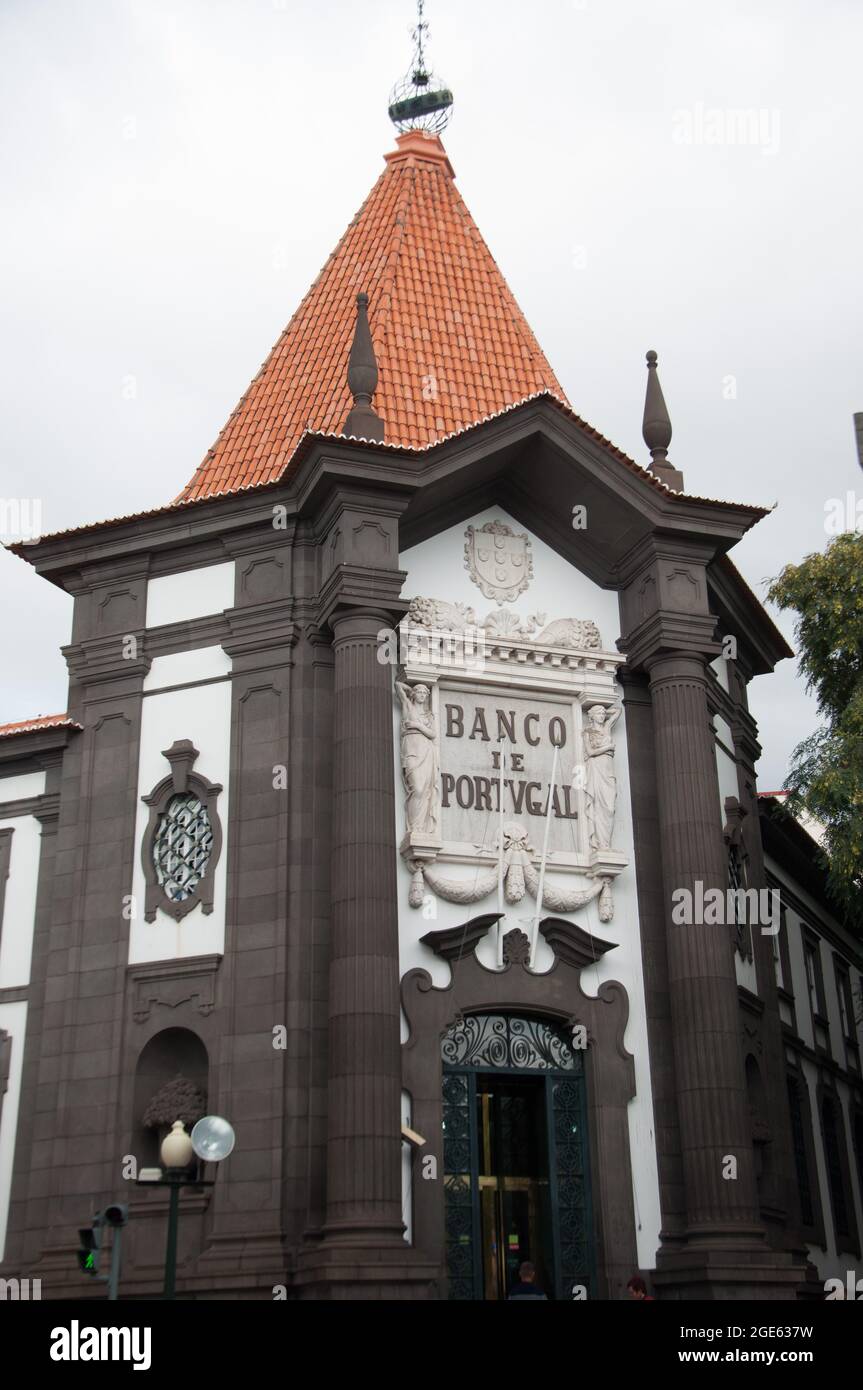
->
804 944 818 1015
141 740 223 923
822 1095 851 1241
0 828 13 949
771 924 783 989
835 961 855 1042
803 936 827 1021
854 1112 863 1215
727 843 752 960
722 797 753 961
152 793 214 905
787 1075 814 1229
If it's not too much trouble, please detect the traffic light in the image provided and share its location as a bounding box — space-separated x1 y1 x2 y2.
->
103 1203 128 1229
77 1216 102 1276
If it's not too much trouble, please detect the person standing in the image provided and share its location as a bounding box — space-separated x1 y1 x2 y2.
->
626 1275 655 1300
508 1261 548 1300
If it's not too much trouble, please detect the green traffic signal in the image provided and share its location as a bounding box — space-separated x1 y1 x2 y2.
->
77 1222 101 1276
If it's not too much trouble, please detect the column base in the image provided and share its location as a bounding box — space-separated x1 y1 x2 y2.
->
295 1237 439 1300
653 1245 809 1301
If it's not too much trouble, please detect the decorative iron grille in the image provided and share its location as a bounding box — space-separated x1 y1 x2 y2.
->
552 1076 591 1294
441 1013 581 1073
153 794 214 904
728 843 752 958
442 1072 475 1300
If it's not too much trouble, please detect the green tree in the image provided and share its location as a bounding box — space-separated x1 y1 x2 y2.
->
768 531 863 929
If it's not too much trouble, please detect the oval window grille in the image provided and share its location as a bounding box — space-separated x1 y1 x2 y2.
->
152 794 214 903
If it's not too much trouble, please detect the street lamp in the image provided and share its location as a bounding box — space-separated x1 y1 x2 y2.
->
137 1114 235 1300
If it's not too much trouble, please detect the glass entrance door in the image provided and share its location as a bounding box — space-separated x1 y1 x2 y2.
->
442 1013 594 1301
477 1076 551 1299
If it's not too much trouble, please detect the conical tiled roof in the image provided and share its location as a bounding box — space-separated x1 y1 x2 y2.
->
178 130 568 502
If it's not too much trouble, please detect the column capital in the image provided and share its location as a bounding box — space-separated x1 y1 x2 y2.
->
317 564 408 636
328 605 405 644
644 649 715 686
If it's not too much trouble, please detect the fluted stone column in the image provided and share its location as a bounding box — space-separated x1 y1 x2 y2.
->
647 652 762 1242
324 607 405 1243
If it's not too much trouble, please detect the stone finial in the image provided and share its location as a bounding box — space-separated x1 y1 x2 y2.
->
642 350 684 492
343 292 385 442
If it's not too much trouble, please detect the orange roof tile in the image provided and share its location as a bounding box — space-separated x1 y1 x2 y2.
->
0 714 80 740
178 130 568 503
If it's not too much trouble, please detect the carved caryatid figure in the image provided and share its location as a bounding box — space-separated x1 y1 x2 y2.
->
396 679 439 836
582 704 621 851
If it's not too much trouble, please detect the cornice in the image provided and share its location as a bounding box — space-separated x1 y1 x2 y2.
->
221 603 298 660
0 726 79 769
0 790 61 823
63 634 151 687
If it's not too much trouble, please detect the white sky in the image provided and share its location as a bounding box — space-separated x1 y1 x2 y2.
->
1 0 861 787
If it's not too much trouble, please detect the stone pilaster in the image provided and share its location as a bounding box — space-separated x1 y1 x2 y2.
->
645 651 803 1296
296 599 436 1298
325 607 405 1241
647 651 762 1240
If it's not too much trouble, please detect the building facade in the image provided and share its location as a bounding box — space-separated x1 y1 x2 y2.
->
0 129 860 1300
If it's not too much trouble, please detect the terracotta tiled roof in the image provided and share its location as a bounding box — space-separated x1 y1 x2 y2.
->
178 130 568 503
7 391 774 555
0 714 80 740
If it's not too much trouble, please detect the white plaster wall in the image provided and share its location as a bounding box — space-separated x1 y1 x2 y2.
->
711 655 730 694
0 771 45 803
396 508 662 1270
128 652 231 964
145 561 235 629
401 1091 413 1245
714 740 739 809
0 816 42 989
0 1001 27 1262
143 646 232 693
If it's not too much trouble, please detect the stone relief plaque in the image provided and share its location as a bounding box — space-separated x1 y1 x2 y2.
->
396 595 628 924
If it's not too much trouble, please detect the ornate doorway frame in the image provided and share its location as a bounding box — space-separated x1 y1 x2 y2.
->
442 1015 594 1300
401 916 639 1300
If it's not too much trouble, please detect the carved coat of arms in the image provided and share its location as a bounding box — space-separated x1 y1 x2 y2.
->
464 521 533 605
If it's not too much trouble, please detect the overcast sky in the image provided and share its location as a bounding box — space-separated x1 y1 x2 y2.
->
1 0 861 786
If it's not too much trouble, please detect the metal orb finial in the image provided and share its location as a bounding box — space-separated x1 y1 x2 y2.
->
388 0 454 135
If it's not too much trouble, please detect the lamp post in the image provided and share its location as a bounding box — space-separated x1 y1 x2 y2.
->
137 1115 235 1301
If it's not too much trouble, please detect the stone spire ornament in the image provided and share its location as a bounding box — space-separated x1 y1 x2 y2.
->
342 292 385 442
642 350 684 492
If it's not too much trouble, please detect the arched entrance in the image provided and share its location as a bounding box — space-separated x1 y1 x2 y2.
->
441 1012 593 1300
